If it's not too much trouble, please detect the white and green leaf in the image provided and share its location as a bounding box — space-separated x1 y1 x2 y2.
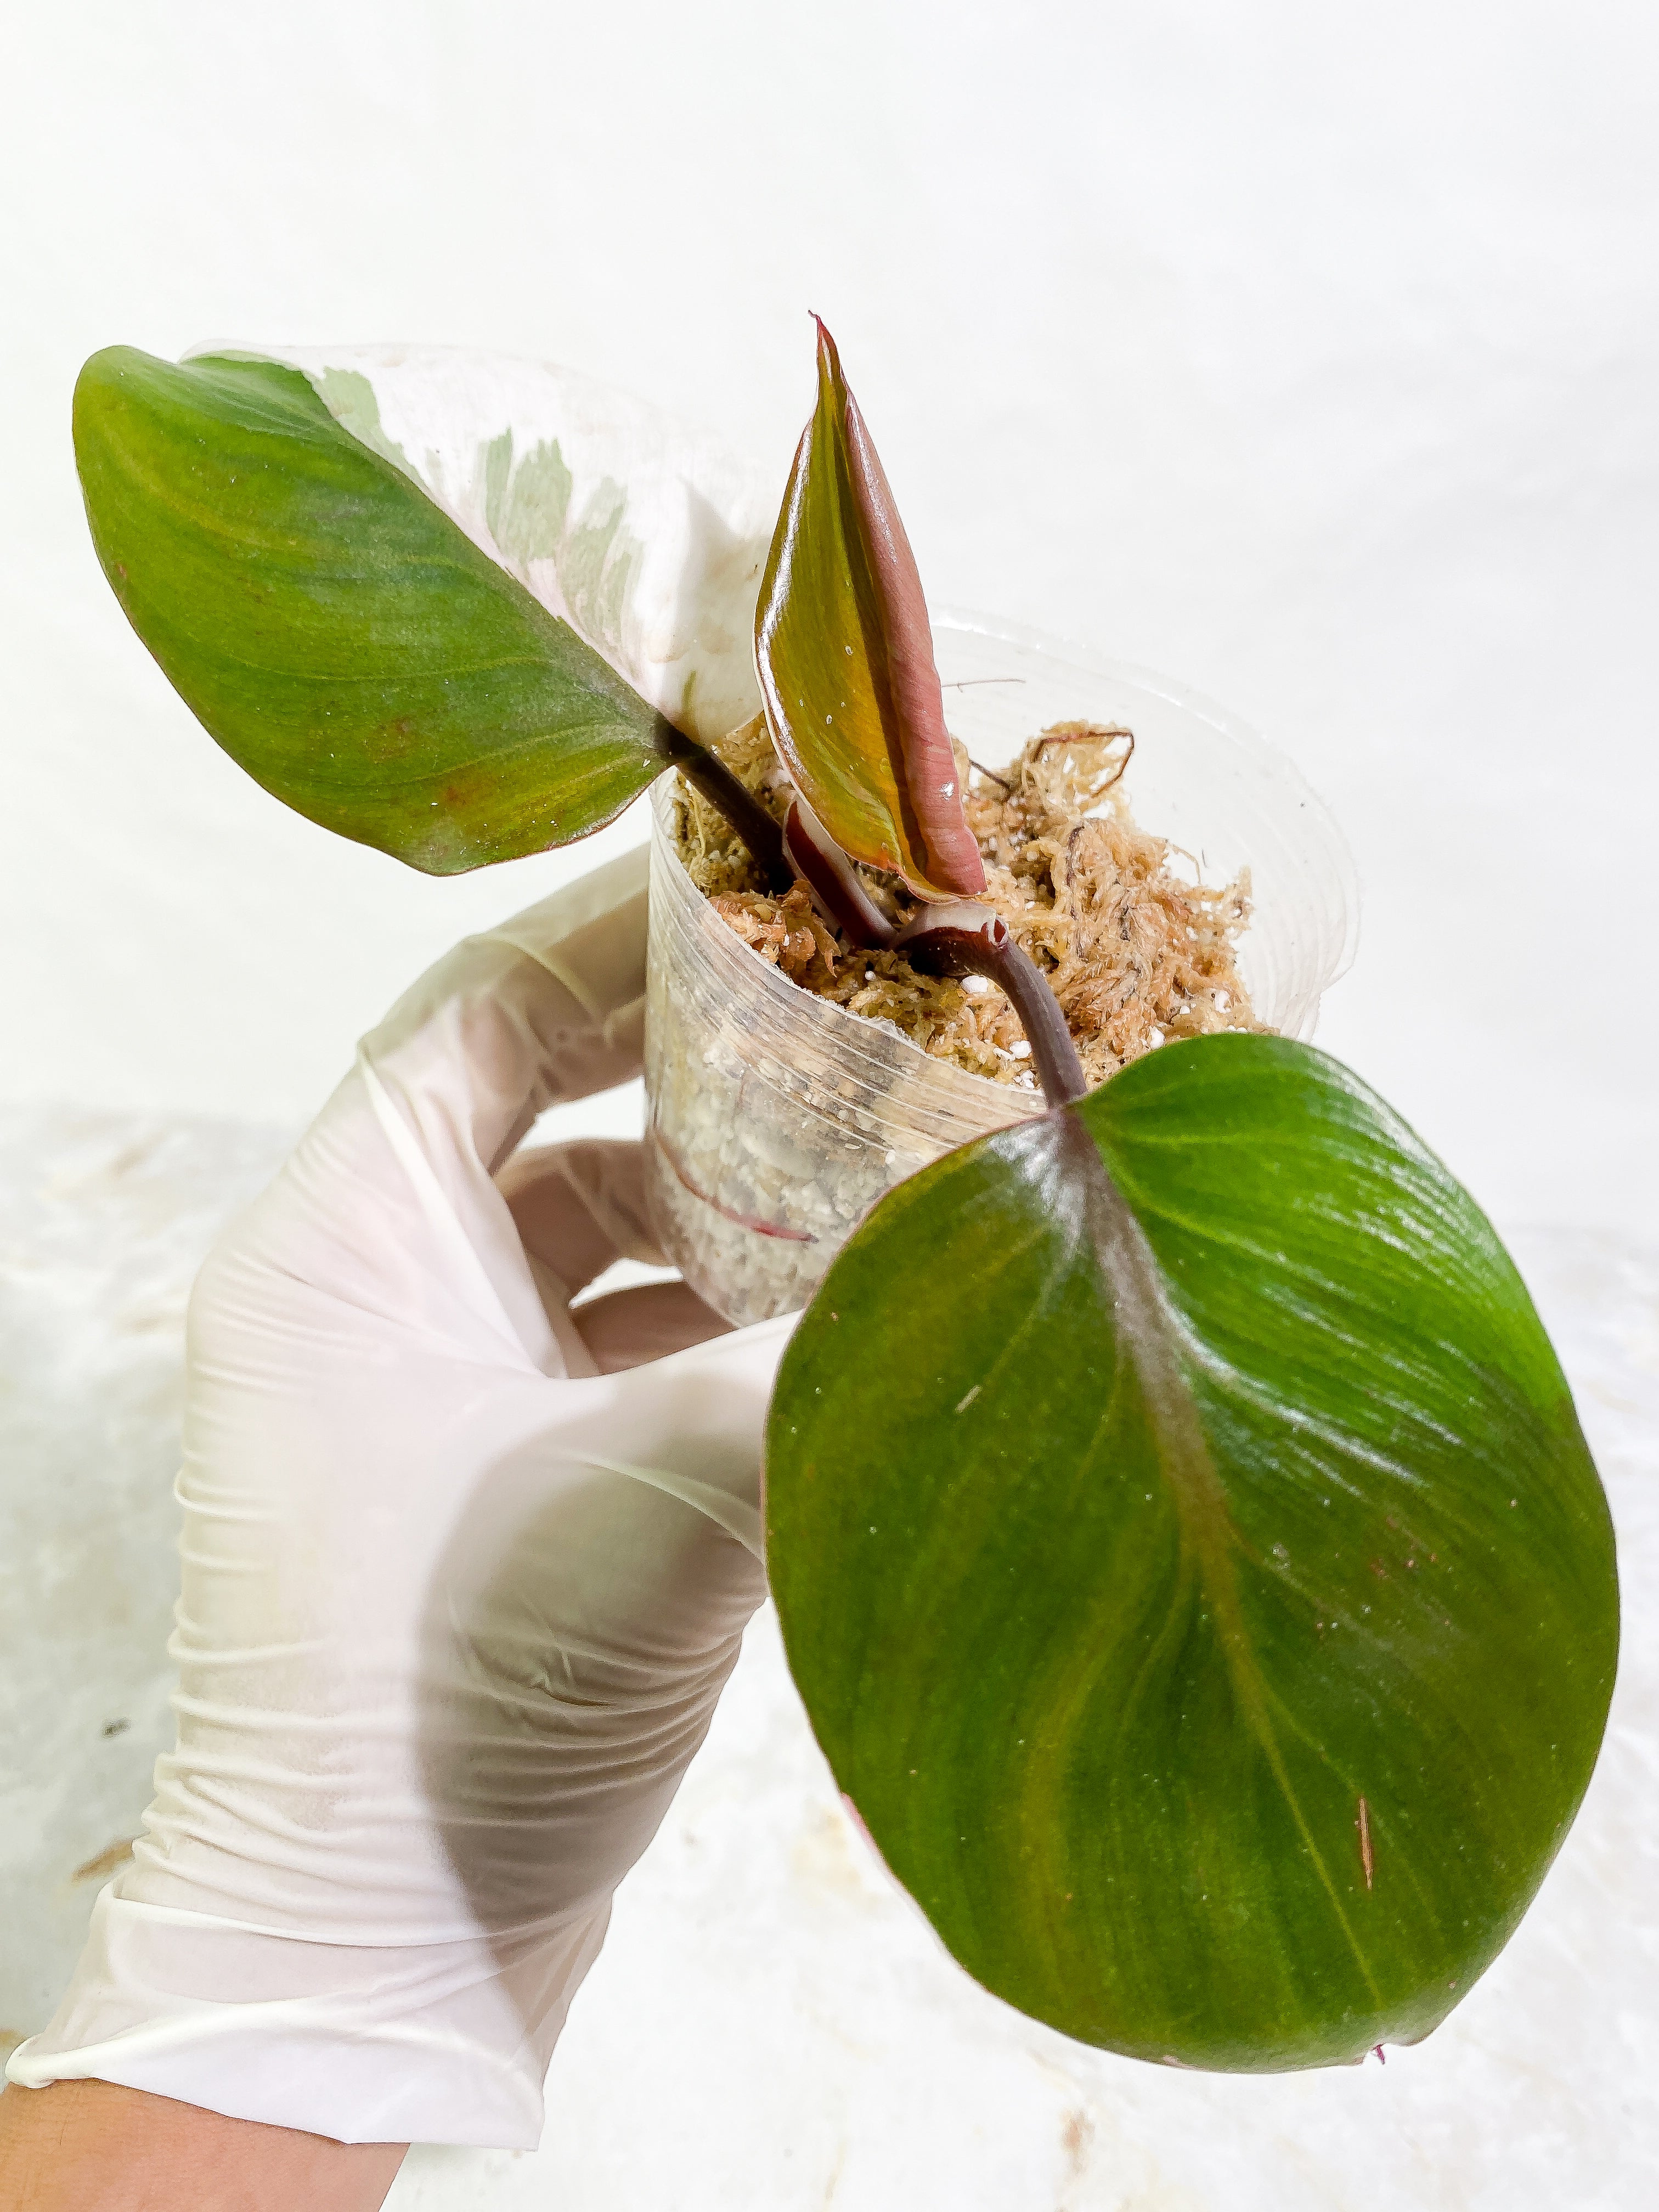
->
74 342 773 871
257 344 775 747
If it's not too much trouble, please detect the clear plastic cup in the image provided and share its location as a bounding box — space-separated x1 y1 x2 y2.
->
643 610 1359 1326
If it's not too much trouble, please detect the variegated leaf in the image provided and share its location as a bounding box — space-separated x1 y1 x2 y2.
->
238 344 776 748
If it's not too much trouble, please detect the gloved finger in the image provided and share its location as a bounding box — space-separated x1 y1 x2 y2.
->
218 848 656 1379
365 843 651 1180
573 1280 730 1373
499 1142 730 1372
497 1139 664 1297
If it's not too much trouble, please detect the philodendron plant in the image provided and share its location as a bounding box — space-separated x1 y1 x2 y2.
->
73 323 1618 2073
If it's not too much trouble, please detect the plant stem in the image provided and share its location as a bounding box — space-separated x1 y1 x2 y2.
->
982 934 1090 1106
661 730 1087 1108
658 724 791 891
783 800 899 946
898 905 1088 1108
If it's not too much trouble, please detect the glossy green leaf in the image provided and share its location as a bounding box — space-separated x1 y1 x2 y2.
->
74 347 676 872
766 1034 1618 2069
755 322 986 901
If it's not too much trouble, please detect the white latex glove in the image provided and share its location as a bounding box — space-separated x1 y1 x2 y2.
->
6 846 793 2149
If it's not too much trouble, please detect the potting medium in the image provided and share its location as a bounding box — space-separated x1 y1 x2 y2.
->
644 614 1358 1327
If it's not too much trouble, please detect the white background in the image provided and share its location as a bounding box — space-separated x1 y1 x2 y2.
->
5 1 1657 1236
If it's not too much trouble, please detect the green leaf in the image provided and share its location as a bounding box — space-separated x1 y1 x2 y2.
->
765 1034 1618 2069
73 347 677 873
755 321 986 901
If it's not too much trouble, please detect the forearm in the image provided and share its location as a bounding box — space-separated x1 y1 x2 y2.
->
0 2081 405 2212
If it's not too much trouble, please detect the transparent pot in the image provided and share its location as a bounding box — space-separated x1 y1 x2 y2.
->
643 611 1359 1327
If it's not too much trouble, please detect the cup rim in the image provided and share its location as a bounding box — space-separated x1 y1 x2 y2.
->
929 605 1361 992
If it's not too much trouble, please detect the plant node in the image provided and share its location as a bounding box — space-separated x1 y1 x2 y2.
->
896 904 1089 1107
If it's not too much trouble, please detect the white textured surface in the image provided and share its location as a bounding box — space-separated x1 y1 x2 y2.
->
0 1110 293 2057
2 1106 1655 2205
4 1 1658 1246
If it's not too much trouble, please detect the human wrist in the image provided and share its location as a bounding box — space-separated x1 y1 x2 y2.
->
0 2079 406 2212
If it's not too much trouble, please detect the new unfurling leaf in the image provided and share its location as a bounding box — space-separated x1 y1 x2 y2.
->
756 320 986 902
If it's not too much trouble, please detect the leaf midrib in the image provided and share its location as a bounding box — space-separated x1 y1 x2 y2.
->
1069 1111 1383 2001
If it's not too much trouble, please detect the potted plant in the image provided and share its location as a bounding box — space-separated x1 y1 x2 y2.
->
71 321 1618 2073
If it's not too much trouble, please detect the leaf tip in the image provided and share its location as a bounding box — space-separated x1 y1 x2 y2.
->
72 343 148 453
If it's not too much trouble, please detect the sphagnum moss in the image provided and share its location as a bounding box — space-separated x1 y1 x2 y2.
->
674 718 1259 1090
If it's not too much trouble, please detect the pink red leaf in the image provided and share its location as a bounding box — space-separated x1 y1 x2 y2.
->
755 320 985 901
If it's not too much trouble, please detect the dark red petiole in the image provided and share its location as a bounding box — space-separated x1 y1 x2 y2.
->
784 799 898 949
896 902 1087 1109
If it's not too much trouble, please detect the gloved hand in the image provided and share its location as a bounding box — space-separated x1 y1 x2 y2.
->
5 846 793 2150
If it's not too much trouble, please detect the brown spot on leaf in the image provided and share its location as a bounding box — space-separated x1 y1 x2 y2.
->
1357 1795 1374 1891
